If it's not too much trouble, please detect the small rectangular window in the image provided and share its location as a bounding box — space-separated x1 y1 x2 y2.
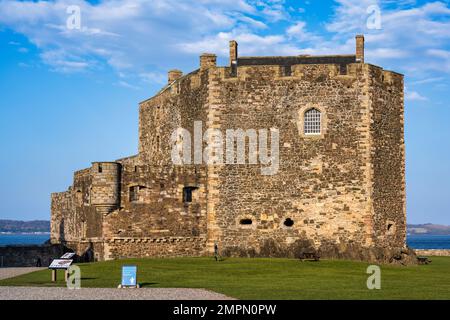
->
129 186 139 202
183 187 198 203
98 164 103 173
283 65 292 77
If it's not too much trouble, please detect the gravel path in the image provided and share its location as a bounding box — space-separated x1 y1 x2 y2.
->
0 286 234 300
0 267 234 300
0 267 45 280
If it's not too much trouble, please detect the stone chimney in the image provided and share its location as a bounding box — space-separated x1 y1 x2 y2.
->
168 69 183 83
229 40 238 67
200 53 217 70
356 35 365 63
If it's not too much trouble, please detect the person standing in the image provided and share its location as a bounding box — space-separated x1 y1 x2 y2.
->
214 242 219 261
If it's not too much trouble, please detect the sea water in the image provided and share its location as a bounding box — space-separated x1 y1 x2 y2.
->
0 234 49 246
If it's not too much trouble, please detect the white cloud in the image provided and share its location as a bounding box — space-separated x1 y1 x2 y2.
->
411 77 444 85
0 0 283 76
427 49 450 59
178 31 303 57
324 0 450 78
39 49 93 73
405 89 428 101
116 80 140 90
1 0 450 92
139 72 167 85
366 48 408 59
286 21 322 43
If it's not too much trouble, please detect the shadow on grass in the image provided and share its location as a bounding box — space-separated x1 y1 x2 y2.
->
215 257 228 262
139 282 159 287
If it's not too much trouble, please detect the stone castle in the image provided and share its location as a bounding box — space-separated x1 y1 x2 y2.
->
51 35 410 263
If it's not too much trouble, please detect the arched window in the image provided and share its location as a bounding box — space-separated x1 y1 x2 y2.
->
304 108 321 135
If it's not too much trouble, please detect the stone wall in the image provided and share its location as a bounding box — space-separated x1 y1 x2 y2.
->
139 69 208 165
51 159 209 260
415 249 450 257
105 237 206 259
206 63 377 256
0 244 63 267
103 165 208 239
369 65 406 249
51 167 100 243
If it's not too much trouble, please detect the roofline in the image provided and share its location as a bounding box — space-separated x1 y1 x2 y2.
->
139 69 200 105
138 58 403 106
115 154 139 162
238 54 356 59
365 63 404 77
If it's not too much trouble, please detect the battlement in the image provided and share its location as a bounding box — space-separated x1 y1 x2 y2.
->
234 35 363 71
140 35 370 104
140 34 404 105
236 54 356 67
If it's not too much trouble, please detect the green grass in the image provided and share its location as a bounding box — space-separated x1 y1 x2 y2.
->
1 257 450 299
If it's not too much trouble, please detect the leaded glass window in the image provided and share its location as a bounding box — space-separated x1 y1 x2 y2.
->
304 108 321 135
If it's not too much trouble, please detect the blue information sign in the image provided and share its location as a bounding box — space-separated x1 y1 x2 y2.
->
121 265 137 287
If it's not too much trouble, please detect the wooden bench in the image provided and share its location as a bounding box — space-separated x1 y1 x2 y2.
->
298 252 320 262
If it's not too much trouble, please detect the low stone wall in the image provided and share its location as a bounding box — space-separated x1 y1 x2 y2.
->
0 244 64 267
415 249 450 257
105 237 207 260
222 239 418 265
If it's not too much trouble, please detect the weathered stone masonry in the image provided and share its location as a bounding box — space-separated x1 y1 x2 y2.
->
51 35 410 263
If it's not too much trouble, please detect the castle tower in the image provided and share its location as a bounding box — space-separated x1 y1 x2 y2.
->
90 162 121 215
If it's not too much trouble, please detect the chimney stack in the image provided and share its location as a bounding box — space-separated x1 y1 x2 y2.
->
229 40 238 67
168 69 183 83
356 35 365 63
200 53 217 71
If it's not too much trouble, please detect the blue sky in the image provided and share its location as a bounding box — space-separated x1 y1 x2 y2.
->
0 0 449 224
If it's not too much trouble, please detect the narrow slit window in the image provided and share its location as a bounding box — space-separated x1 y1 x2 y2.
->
283 65 292 77
304 108 321 135
240 219 253 225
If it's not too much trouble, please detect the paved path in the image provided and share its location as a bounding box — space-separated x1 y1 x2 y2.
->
0 287 234 300
0 267 45 280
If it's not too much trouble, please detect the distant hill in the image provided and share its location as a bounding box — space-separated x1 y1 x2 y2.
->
1 220 448 235
408 224 450 235
0 220 50 233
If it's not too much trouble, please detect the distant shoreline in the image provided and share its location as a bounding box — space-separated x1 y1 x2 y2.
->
0 232 50 235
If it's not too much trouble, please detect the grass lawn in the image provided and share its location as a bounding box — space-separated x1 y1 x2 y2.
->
1 257 450 300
